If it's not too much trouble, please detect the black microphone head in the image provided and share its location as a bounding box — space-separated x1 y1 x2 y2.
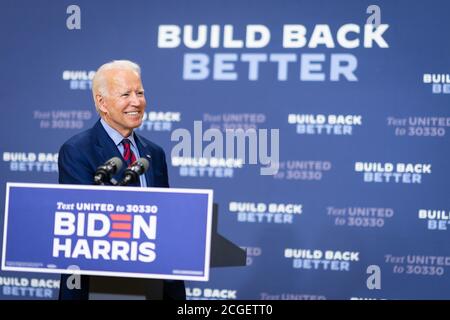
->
136 158 150 173
107 157 123 173
94 157 123 185
119 158 150 186
127 158 150 175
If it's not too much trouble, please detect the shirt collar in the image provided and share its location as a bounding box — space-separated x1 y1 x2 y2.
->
100 118 138 148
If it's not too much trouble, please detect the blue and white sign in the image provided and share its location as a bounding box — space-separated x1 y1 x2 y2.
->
2 183 213 282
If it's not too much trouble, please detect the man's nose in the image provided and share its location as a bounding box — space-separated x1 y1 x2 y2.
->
129 92 141 106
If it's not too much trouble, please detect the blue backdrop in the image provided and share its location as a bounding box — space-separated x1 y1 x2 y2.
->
0 0 449 300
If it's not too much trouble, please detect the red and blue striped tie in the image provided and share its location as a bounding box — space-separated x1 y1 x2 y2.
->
121 139 136 168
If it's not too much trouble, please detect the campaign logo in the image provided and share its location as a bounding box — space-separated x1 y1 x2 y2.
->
387 116 449 137
203 113 266 131
158 24 389 81
0 276 59 299
3 152 58 173
273 160 332 181
62 70 95 90
418 209 450 231
137 111 181 132
33 109 93 130
288 114 362 135
229 201 302 224
423 73 450 94
260 292 326 300
386 253 450 277
284 248 360 272
354 162 432 184
3 184 212 281
53 201 158 263
171 157 243 178
327 206 394 228
186 287 238 300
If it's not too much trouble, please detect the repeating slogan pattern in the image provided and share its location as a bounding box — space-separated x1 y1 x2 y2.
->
0 0 449 299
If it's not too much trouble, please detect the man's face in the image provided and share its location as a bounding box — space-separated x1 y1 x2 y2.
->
97 69 146 137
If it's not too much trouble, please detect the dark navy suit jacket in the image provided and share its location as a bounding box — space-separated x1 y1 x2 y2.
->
58 119 185 300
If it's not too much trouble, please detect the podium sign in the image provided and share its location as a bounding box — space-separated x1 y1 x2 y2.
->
2 183 213 281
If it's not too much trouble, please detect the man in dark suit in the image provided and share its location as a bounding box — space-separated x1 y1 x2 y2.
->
58 60 185 300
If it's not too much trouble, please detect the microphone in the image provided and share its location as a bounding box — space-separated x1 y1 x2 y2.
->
118 158 150 186
93 157 123 185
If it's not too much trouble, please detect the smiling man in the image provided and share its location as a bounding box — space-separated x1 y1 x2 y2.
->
58 60 185 300
94 62 146 137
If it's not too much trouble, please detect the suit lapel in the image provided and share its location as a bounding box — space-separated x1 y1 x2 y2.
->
135 133 154 187
92 120 128 178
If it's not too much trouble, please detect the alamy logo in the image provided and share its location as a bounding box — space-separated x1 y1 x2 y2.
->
171 121 279 175
423 73 450 94
66 5 81 30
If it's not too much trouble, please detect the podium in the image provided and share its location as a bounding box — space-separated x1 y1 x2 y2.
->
89 203 246 300
2 183 246 300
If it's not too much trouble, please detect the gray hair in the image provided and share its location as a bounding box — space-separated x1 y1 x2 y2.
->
92 60 142 114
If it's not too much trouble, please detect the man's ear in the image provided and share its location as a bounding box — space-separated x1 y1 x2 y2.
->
96 94 107 113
